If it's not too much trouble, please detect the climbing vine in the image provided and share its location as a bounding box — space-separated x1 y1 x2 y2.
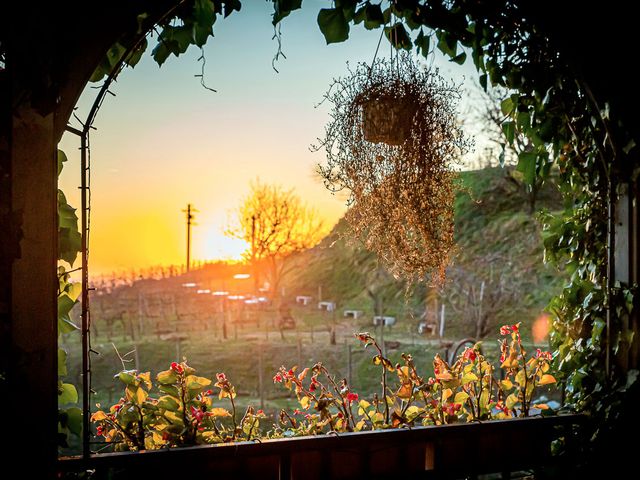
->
53 0 638 460
57 149 83 449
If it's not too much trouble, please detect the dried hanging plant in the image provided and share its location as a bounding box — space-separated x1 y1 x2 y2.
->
315 53 471 285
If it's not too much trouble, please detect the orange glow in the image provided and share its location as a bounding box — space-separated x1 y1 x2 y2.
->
532 313 551 344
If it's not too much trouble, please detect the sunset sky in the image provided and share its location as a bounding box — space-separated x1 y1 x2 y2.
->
58 1 482 276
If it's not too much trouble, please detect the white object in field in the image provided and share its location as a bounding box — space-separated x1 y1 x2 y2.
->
343 309 364 319
418 321 436 335
212 291 229 296
318 301 336 312
296 295 313 306
439 304 446 338
373 316 396 326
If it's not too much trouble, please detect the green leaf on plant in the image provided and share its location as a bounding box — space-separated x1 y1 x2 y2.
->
58 348 68 376
273 0 303 25
157 369 178 385
500 97 515 115
414 30 430 59
450 51 467 65
66 407 83 435
384 23 412 50
363 4 385 30
57 150 68 176
517 151 537 185
436 31 457 58
59 382 78 405
157 395 180 411
117 371 138 386
454 391 469 404
317 8 350 44
502 121 515 145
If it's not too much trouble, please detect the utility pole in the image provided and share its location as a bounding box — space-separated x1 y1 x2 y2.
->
182 204 197 271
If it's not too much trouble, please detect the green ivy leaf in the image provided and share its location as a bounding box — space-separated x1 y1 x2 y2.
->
436 31 457 58
502 121 515 145
57 150 68 177
58 348 68 376
450 51 467 65
385 23 412 50
66 407 83 435
500 97 515 116
317 8 350 44
59 382 78 405
414 30 430 58
517 151 537 185
273 0 303 25
363 4 385 30
58 294 79 334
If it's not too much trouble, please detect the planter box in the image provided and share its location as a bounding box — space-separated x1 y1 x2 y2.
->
59 415 583 479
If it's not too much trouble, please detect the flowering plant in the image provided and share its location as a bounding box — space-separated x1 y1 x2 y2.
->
92 325 556 451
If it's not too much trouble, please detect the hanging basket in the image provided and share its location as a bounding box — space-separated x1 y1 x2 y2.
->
361 91 418 146
315 53 471 285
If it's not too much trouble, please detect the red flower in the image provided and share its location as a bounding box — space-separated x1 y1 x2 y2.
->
495 401 510 415
536 348 552 360
190 406 204 422
216 372 227 383
293 409 303 415
96 426 104 436
444 403 462 416
337 412 344 419
273 373 283 383
356 333 371 343
309 376 320 392
427 377 436 385
170 362 184 374
346 392 359 404
256 409 264 416
287 369 295 378
500 325 511 335
463 348 477 362
205 389 213 396
113 403 122 413
511 324 519 333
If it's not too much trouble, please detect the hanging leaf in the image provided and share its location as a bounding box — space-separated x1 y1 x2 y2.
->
414 30 430 58
318 8 350 44
517 151 537 185
450 51 467 65
385 23 412 50
273 0 303 25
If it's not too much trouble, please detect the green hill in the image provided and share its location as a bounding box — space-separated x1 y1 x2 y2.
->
283 166 565 340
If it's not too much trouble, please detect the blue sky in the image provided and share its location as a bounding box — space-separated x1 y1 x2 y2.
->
59 1 484 275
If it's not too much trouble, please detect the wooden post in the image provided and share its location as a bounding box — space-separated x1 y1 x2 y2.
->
8 106 58 474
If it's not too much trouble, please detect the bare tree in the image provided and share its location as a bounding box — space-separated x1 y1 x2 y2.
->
226 181 325 305
444 252 519 339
